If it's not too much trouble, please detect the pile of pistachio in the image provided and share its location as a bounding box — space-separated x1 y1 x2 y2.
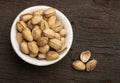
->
72 51 97 72
16 8 67 61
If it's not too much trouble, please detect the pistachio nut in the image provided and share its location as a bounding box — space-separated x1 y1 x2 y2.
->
43 29 55 38
39 45 50 54
33 9 44 16
27 20 34 30
16 21 27 32
37 53 46 60
46 51 59 60
54 33 61 40
44 8 56 17
80 50 91 63
37 37 48 47
20 41 30 54
31 15 42 24
40 20 49 30
51 21 63 32
20 14 32 22
30 52 37 58
48 15 56 27
86 59 97 72
61 37 66 45
16 32 23 44
57 44 67 53
72 60 86 71
59 29 67 36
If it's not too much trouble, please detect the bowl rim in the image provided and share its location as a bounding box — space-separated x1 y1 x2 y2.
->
10 5 73 66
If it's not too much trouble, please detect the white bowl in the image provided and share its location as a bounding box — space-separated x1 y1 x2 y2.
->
10 5 73 66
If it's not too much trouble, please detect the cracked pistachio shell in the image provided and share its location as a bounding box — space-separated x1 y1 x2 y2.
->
20 14 32 22
37 37 48 47
51 21 63 32
27 20 34 30
20 41 30 54
28 41 39 54
16 32 23 44
31 15 42 24
48 15 56 27
59 29 67 36
33 9 44 16
22 28 33 41
86 59 97 72
39 45 50 54
43 29 55 38
80 50 91 63
46 51 59 61
40 20 49 30
16 21 27 32
57 44 67 53
37 53 46 60
49 39 62 50
32 25 42 40
44 8 56 17
72 60 85 71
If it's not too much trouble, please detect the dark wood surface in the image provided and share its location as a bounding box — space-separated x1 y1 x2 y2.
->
0 0 120 83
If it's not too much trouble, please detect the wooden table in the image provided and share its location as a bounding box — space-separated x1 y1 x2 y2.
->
0 0 120 83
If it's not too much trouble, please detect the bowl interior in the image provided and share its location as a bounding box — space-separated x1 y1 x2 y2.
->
11 6 73 66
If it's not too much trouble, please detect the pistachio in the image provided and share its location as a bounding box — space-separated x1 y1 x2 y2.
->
20 14 32 22
49 39 62 50
59 29 67 36
39 45 50 54
31 15 42 24
38 53 46 60
48 15 56 27
33 9 44 16
46 51 59 60
22 28 33 41
43 29 55 38
20 41 30 54
27 20 34 30
54 33 61 40
32 25 42 40
61 37 66 45
51 21 63 32
16 32 23 44
86 59 97 72
57 44 67 53
37 37 48 46
80 50 91 63
72 60 86 71
28 41 39 54
16 21 27 32
40 20 49 30
30 52 37 58
44 8 56 17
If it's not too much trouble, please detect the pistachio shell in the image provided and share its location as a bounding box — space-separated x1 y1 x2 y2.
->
49 39 62 50
39 45 50 54
33 9 44 16
51 21 63 32
29 52 37 58
48 16 56 27
31 15 42 24
54 33 61 40
22 28 33 41
27 20 34 30
37 37 48 47
46 51 59 60
16 32 23 44
43 29 55 38
44 8 56 17
16 21 27 32
72 60 85 71
80 50 91 63
86 59 97 72
37 53 46 60
28 41 39 54
32 25 42 40
59 29 67 36
61 37 66 45
57 44 67 53
20 14 32 22
20 41 29 54
40 20 49 30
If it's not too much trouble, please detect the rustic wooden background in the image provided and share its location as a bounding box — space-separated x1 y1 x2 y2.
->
0 0 120 83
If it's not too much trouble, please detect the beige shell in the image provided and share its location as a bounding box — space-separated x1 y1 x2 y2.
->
61 37 66 45
54 33 61 40
44 8 56 17
72 60 85 71
16 32 23 44
48 15 56 27
80 50 91 63
27 20 34 30
28 41 39 54
37 53 46 60
49 39 62 50
59 29 67 36
22 28 33 41
16 21 27 32
31 15 42 24
39 45 50 54
20 14 32 22
43 29 55 38
32 25 42 40
40 20 49 30
20 41 30 54
37 37 48 47
86 59 97 72
57 44 67 53
51 21 63 32
33 9 44 16
29 52 38 58
46 51 59 60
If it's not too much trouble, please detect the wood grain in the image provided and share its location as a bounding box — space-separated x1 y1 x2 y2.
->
0 0 120 83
